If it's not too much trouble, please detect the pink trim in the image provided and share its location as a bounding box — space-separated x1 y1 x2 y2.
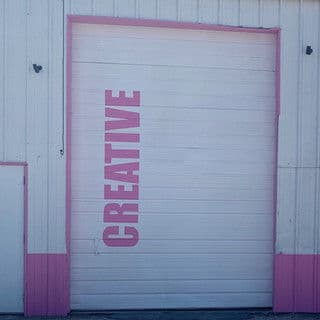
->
67 15 281 313
25 254 69 316
0 162 28 315
274 254 320 313
68 15 280 34
272 30 281 308
0 161 27 167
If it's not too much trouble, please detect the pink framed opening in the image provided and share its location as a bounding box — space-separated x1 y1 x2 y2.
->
66 15 281 313
0 161 28 314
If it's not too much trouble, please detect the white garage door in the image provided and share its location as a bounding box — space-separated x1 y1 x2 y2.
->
70 22 276 309
0 165 24 313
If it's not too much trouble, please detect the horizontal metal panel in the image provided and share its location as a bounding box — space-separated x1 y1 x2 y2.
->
71 292 272 309
71 239 273 254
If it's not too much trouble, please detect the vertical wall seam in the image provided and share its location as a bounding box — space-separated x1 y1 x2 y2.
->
196 0 200 23
238 0 241 26
176 0 179 21
258 0 262 27
279 0 282 25
114 0 118 17
135 0 139 19
156 0 159 19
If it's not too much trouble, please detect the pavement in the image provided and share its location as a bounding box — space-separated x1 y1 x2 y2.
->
1 310 320 320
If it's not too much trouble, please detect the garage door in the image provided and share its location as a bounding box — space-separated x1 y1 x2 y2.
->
70 22 276 309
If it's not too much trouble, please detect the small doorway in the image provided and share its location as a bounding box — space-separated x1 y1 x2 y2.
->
0 164 25 313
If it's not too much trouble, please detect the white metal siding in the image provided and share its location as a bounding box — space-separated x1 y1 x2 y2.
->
0 0 65 254
0 0 319 306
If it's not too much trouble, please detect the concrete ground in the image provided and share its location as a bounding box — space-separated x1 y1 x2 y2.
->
1 310 320 320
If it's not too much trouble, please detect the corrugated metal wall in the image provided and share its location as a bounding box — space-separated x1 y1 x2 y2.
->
0 0 65 253
0 0 320 312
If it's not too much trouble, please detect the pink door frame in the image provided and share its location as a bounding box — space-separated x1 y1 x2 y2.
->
66 15 282 314
0 162 28 314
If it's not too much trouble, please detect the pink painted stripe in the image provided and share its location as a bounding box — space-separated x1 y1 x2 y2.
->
25 254 69 316
0 161 27 167
274 254 320 313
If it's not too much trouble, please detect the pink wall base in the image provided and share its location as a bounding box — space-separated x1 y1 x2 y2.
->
25 254 69 316
274 254 320 313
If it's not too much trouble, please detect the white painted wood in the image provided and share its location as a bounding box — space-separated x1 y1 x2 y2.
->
70 22 275 309
0 165 24 313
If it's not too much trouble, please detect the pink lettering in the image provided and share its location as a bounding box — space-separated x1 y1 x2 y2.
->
104 184 139 200
105 108 140 130
104 144 139 163
104 203 138 223
103 226 139 247
103 89 141 247
105 90 140 107
105 162 139 183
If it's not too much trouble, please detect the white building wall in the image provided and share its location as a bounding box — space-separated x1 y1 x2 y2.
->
0 0 319 257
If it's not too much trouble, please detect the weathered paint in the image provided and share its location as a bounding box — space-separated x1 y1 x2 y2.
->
0 0 319 315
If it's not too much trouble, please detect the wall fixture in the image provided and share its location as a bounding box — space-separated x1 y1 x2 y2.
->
32 64 43 73
306 45 313 55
